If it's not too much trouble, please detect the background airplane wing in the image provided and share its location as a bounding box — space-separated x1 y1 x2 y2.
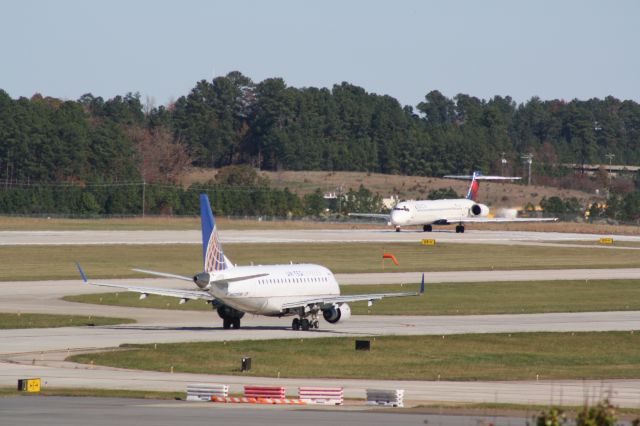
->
347 213 391 221
76 263 215 302
281 275 425 310
453 217 558 223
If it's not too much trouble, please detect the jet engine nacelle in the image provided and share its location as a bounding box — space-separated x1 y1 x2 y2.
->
216 304 245 320
193 272 211 289
470 203 490 217
322 304 352 323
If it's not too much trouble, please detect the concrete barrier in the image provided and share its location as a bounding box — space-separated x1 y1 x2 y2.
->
186 383 229 401
298 386 344 405
366 388 404 407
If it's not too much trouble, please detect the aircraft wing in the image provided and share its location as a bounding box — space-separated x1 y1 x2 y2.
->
281 274 425 310
132 268 193 282
133 268 269 285
450 217 558 224
347 213 391 221
76 263 215 302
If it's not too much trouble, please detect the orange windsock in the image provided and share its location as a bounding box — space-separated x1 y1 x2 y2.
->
382 253 399 266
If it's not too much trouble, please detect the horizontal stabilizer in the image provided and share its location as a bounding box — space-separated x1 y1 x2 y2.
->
444 175 522 181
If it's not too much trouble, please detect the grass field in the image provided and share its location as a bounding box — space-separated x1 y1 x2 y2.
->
0 387 180 400
63 280 640 316
3 242 640 281
0 312 134 329
0 216 383 231
67 331 640 381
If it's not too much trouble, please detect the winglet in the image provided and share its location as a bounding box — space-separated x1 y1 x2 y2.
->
76 262 88 283
419 272 425 294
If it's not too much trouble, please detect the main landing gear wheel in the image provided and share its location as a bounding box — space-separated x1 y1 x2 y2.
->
423 225 432 232
395 227 401 232
455 225 465 233
223 318 241 329
292 317 319 331
300 318 311 331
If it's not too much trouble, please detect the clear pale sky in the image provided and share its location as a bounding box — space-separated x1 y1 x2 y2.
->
2 0 638 107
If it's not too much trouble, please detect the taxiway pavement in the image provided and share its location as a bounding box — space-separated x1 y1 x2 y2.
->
0 397 537 426
2 228 640 246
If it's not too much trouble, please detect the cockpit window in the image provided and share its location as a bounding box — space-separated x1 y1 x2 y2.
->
393 206 410 212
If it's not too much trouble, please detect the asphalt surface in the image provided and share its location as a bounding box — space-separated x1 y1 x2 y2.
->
2 228 640 245
0 397 538 426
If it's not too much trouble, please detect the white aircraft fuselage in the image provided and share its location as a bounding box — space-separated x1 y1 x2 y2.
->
203 263 340 316
390 198 489 227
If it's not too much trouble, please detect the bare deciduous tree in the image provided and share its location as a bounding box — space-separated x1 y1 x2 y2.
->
129 126 192 184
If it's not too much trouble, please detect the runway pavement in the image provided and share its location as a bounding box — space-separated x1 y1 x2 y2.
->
0 397 537 426
2 228 640 246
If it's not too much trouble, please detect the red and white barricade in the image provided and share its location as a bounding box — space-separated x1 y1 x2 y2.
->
244 385 286 399
298 387 344 405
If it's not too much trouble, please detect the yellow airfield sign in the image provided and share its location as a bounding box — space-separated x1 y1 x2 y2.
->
17 378 41 393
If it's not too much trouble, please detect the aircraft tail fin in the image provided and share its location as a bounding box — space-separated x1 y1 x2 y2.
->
200 193 231 273
466 171 480 201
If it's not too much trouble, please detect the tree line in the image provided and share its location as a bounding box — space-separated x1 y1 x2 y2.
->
0 165 386 217
0 72 639 221
2 71 640 184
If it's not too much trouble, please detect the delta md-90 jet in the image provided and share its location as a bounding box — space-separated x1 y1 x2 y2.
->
351 172 557 233
77 194 424 331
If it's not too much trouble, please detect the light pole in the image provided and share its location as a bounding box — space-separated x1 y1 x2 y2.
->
142 180 146 218
605 153 615 197
501 152 507 176
521 153 533 185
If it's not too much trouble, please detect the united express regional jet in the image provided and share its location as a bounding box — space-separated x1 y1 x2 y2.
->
77 194 424 331
351 172 557 233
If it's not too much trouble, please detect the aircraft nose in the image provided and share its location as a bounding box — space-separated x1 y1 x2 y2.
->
391 210 409 225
